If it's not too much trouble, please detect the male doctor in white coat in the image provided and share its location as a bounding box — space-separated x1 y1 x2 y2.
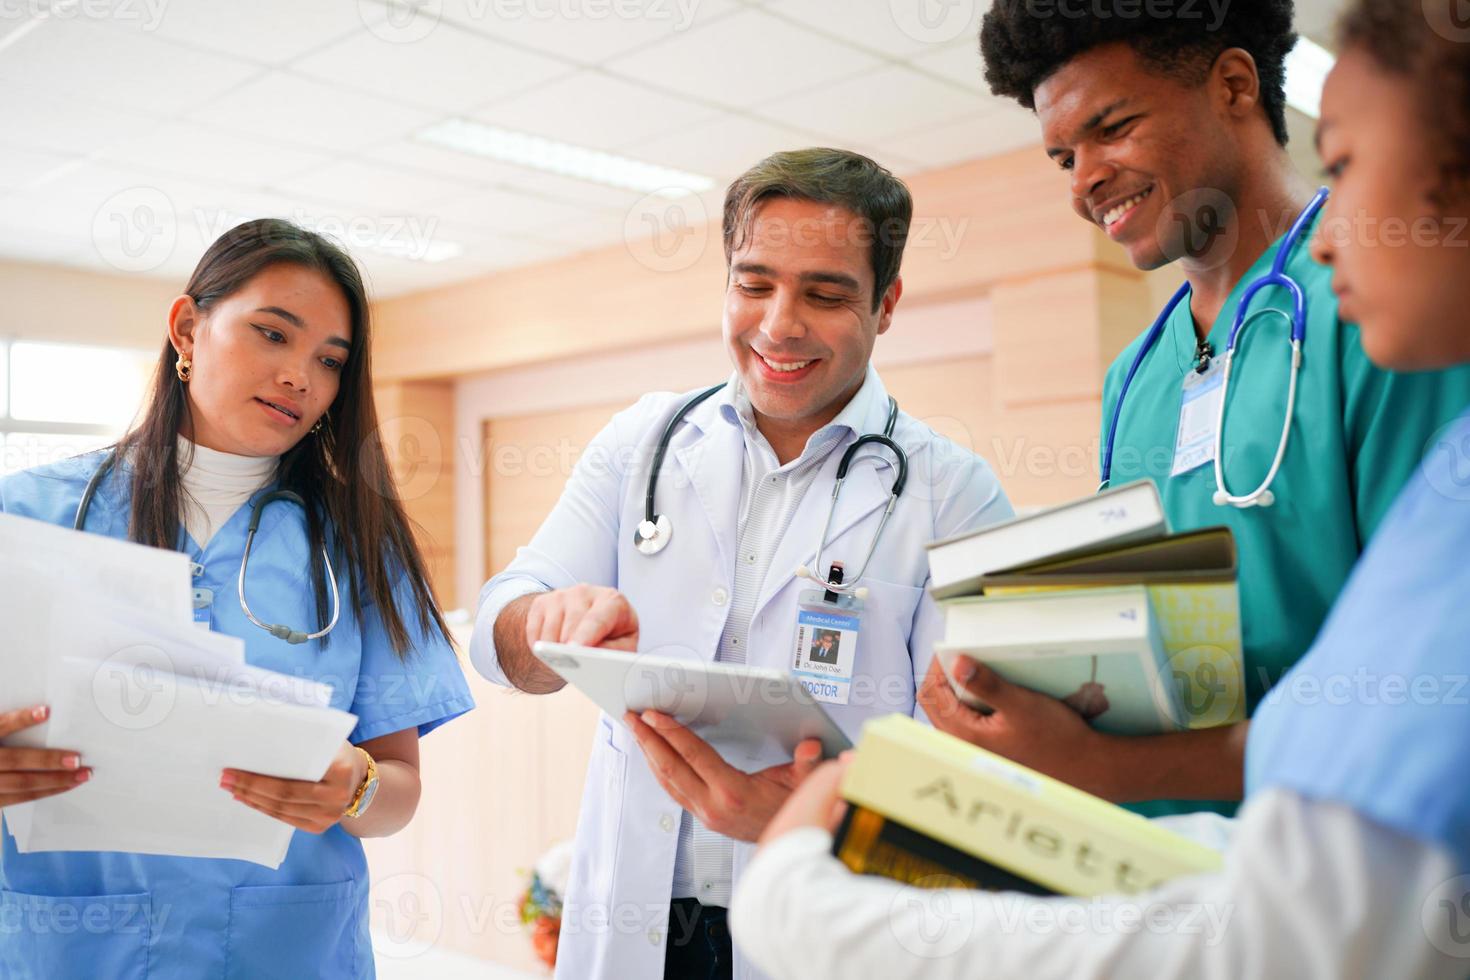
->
470 148 1013 980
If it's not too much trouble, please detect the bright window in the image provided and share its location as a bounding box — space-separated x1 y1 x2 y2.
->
0 341 156 478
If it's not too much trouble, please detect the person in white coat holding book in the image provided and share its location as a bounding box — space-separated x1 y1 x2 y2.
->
730 2 1470 975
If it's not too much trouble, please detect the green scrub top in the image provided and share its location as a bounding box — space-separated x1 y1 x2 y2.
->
1100 214 1470 819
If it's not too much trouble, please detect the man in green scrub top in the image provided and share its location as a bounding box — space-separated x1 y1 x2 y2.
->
918 0 1470 817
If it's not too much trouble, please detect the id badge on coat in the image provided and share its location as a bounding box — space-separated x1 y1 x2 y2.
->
1172 356 1226 476
791 589 861 706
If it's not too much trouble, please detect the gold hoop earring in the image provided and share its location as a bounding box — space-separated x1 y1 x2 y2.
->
175 354 192 383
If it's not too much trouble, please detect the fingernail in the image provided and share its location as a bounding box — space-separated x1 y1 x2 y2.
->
75 770 90 783
955 658 977 682
63 755 79 770
32 706 48 721
641 710 657 725
219 774 236 789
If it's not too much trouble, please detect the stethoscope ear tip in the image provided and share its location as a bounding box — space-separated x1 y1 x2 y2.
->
1211 490 1229 506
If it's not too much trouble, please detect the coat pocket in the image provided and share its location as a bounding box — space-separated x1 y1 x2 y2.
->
224 879 364 980
0 888 153 980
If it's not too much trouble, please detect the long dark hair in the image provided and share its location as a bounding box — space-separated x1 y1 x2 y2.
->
118 218 448 658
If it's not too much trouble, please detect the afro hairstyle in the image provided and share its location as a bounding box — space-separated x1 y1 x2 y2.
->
978 0 1298 145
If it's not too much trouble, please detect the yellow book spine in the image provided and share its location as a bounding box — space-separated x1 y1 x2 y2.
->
841 715 1223 897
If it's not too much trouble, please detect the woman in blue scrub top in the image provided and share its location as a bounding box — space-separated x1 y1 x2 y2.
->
0 219 475 979
732 2 1470 975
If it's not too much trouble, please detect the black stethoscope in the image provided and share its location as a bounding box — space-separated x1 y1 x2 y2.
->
632 383 909 600
74 447 341 644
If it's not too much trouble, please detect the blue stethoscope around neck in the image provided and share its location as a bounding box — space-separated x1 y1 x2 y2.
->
73 446 341 644
632 382 909 600
1099 186 1330 509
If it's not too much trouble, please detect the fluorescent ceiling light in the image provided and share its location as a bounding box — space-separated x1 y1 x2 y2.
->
1284 37 1335 119
415 118 715 198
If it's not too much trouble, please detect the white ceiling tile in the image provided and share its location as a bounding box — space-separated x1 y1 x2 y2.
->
494 169 648 211
90 121 335 190
368 139 541 184
471 71 719 150
293 16 571 112
0 18 261 116
627 113 825 179
425 185 593 234
272 160 478 214
0 146 78 188
0 83 164 156
757 64 979 144
438 0 741 64
89 0 382 65
754 0 980 58
184 72 440 153
605 7 880 108
908 37 987 92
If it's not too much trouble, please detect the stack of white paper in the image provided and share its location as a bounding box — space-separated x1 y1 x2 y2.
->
0 512 358 868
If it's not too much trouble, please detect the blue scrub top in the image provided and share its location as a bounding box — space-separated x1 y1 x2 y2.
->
1247 410 1470 871
0 452 475 980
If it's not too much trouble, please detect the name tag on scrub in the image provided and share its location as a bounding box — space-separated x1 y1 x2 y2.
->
790 590 861 706
1172 356 1226 476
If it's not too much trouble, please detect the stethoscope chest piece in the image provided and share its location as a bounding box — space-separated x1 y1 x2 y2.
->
633 514 672 556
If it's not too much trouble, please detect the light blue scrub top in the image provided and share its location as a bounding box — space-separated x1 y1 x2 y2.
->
0 452 476 980
1247 410 1470 871
1102 214 1470 818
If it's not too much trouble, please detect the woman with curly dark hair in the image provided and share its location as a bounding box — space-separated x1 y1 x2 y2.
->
733 1 1470 976
915 0 1470 826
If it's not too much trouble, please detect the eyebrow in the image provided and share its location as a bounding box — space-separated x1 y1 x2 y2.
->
731 262 861 292
1045 98 1132 159
1313 118 1333 152
255 306 352 352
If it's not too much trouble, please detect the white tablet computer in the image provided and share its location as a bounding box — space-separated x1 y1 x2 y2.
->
532 641 852 773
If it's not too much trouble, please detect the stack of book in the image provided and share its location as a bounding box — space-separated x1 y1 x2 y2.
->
924 481 1245 734
832 714 1223 894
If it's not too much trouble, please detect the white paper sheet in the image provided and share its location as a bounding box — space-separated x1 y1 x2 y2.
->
19 655 356 868
0 512 355 867
0 511 193 731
